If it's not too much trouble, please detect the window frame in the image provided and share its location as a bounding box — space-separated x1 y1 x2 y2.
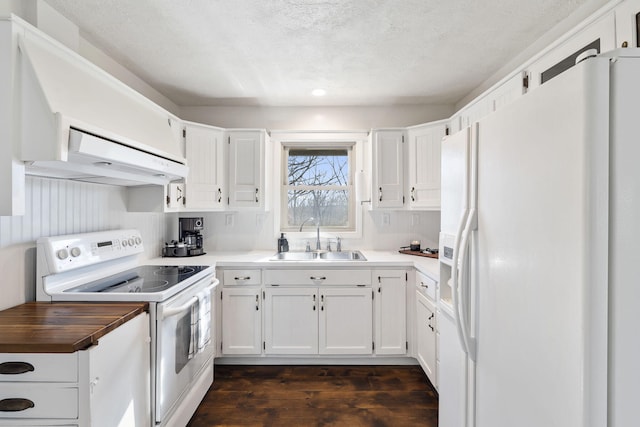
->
270 130 371 242
280 141 356 233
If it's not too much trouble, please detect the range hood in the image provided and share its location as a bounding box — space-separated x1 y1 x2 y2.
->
17 26 188 186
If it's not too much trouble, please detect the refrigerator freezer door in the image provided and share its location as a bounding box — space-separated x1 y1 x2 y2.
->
475 57 609 427
441 127 471 239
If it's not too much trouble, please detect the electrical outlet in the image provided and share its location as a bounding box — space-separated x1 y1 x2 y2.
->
382 213 390 226
225 214 234 227
412 213 420 226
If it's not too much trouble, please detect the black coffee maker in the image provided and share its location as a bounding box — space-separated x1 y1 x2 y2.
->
180 217 205 256
163 217 205 257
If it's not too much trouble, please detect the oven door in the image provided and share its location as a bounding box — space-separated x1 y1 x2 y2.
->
155 275 217 423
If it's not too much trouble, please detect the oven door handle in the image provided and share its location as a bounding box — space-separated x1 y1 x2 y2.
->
162 296 198 319
161 278 218 320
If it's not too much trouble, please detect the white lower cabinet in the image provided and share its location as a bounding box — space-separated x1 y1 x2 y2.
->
373 270 407 355
264 285 373 355
319 287 372 355
416 289 437 386
264 287 318 354
0 313 150 426
221 287 262 355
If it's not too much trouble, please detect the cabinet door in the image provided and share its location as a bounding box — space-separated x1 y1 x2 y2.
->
527 12 615 90
264 287 318 354
489 72 527 113
319 287 372 355
374 270 407 355
615 0 640 48
184 124 225 211
407 123 446 210
416 291 436 384
89 313 151 427
372 130 404 209
228 131 264 209
221 287 262 354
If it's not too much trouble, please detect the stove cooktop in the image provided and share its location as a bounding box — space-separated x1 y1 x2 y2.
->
65 265 210 294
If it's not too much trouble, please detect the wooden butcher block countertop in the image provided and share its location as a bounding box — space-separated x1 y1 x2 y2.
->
0 302 148 353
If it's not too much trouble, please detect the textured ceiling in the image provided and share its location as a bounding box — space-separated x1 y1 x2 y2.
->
44 0 599 107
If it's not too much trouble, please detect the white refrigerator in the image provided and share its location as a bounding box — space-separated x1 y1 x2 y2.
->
439 49 640 427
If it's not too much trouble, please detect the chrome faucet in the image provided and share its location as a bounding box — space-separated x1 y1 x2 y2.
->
299 217 321 251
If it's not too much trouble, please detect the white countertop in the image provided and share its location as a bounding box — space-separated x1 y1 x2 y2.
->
148 250 440 282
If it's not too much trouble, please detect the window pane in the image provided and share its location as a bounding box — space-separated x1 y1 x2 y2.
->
288 150 348 186
287 189 349 227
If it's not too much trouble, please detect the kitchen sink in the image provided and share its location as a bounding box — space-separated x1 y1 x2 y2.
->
318 251 367 260
269 250 367 261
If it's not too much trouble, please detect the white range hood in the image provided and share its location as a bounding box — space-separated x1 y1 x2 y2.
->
17 26 188 186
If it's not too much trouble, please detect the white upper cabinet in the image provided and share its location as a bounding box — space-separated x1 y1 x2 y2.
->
527 11 616 90
406 121 447 210
488 72 528 113
227 130 271 210
614 0 640 48
372 129 405 209
184 122 226 211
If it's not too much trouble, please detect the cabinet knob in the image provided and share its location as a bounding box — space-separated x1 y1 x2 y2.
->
310 276 326 281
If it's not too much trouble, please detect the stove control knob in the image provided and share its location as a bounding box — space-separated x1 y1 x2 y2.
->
135 237 142 245
128 238 135 246
56 249 69 260
122 240 128 247
70 247 81 257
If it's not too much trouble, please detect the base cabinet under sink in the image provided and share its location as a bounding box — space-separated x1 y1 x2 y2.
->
264 286 373 355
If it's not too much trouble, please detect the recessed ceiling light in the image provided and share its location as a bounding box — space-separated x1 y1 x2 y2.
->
311 88 326 97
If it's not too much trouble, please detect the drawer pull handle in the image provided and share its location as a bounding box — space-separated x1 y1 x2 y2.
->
310 276 326 281
0 362 34 375
234 276 251 281
0 398 35 412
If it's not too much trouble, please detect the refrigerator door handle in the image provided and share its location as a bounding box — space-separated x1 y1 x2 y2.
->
451 207 471 357
458 207 477 362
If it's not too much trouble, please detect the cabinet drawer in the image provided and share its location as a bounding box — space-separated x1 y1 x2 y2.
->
416 270 437 301
222 269 262 285
0 353 77 382
264 269 371 286
0 384 77 419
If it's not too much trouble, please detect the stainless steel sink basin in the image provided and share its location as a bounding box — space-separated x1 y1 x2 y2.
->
269 250 367 261
318 251 367 261
269 252 318 261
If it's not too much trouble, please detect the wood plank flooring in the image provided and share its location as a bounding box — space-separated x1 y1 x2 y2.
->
187 365 438 427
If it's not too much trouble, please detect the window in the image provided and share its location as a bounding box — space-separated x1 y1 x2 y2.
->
281 143 355 231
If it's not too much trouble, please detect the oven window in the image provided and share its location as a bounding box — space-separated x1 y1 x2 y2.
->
174 310 194 374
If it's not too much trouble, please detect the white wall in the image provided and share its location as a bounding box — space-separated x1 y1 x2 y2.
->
193 209 440 254
1 0 180 115
0 177 170 311
180 104 454 130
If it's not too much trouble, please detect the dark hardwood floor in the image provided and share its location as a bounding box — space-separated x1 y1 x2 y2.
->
187 365 438 427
